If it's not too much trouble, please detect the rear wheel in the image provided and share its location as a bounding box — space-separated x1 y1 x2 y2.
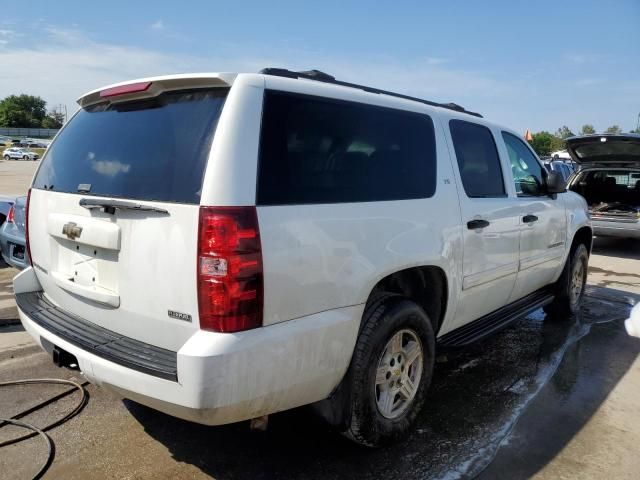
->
344 295 435 447
544 243 589 319
23 155 29 161
3 155 9 161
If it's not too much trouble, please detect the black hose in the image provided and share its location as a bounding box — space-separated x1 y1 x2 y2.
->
0 378 88 479
0 417 54 480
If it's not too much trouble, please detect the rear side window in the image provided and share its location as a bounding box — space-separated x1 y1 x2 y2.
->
449 120 505 198
257 91 437 205
33 89 228 204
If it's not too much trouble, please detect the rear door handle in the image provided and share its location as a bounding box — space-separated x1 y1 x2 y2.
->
523 214 538 224
467 219 490 230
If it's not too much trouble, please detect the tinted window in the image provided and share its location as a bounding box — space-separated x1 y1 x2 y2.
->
257 91 436 205
502 131 545 196
33 89 228 204
449 120 505 198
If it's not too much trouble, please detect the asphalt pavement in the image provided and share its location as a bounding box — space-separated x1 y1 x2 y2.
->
0 159 639 479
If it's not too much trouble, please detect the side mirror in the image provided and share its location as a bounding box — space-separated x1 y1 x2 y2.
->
546 171 566 194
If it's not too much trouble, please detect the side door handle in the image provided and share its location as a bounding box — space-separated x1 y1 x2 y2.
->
523 214 538 224
467 219 490 230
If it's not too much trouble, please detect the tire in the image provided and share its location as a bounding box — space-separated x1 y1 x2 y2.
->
23 155 29 161
544 243 589 319
344 294 435 447
3 155 9 161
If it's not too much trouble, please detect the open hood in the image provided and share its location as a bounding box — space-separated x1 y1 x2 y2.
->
566 134 640 166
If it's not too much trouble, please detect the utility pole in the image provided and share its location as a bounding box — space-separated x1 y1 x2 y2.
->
55 104 68 124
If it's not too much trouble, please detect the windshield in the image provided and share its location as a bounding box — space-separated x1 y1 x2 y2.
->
33 88 228 204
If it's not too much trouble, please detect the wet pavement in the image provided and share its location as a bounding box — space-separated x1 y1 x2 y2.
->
4 157 639 479
0 283 638 479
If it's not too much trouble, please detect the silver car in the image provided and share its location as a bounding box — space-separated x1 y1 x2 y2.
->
567 134 640 239
0 196 29 269
2 147 39 161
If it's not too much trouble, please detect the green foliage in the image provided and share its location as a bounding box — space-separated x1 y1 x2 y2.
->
580 124 596 135
529 130 567 156
0 94 47 127
555 125 574 139
605 125 622 134
41 111 64 129
630 127 640 134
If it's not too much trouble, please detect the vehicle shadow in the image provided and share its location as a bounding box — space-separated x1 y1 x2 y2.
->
592 237 640 260
126 286 639 480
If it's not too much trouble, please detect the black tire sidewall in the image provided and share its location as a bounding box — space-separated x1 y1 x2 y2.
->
566 244 589 313
349 297 435 446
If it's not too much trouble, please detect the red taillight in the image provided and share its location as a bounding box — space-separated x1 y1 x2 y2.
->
6 205 14 223
99 81 152 98
25 188 32 266
197 207 263 332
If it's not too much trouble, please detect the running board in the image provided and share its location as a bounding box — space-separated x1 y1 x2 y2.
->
438 289 555 347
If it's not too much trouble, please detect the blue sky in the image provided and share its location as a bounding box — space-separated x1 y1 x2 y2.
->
0 0 638 133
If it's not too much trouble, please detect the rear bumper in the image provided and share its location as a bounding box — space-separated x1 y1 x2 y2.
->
592 220 640 239
15 268 362 425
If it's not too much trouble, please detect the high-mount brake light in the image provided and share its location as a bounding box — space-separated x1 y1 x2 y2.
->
197 207 263 333
99 81 152 98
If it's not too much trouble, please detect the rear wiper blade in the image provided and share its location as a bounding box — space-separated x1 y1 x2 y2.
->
79 198 169 215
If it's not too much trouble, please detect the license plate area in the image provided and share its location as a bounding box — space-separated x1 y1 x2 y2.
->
9 243 24 260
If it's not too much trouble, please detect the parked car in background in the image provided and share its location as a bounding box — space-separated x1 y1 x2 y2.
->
2 147 39 160
0 196 29 269
544 159 574 183
0 195 14 225
567 134 640 239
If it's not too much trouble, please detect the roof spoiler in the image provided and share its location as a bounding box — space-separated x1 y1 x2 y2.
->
77 73 237 108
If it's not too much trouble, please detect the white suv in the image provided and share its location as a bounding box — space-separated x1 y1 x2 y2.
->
14 69 591 446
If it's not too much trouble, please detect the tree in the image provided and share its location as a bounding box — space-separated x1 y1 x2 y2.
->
555 125 574 139
630 128 640 134
605 125 622 134
41 109 65 129
530 131 559 156
580 124 596 135
0 94 47 128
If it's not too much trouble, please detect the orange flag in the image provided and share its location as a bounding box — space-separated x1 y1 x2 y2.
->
524 129 533 142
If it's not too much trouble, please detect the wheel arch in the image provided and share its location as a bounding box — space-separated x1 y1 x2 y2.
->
365 265 448 335
570 225 593 255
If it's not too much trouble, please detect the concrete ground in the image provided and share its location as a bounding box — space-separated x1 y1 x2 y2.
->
0 160 638 479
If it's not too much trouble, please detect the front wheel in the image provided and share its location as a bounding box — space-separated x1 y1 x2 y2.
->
544 243 589 319
344 295 435 447
23 155 29 161
3 155 9 161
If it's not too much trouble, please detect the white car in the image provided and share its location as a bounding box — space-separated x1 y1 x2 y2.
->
14 69 591 447
2 147 39 160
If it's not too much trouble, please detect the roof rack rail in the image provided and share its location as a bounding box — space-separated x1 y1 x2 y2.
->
259 68 482 118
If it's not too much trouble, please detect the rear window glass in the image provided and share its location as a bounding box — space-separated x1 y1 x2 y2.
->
574 139 640 160
257 91 437 205
449 120 505 198
33 89 228 204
